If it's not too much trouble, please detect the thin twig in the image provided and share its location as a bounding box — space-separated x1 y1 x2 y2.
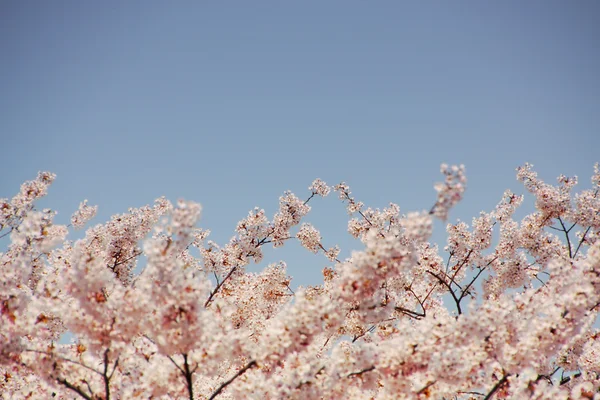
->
347 366 375 378
557 217 573 258
483 374 509 400
205 266 238 307
25 349 101 376
209 360 257 400
574 225 593 258
427 270 462 315
56 377 93 400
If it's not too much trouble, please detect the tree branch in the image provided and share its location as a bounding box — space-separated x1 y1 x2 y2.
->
483 374 509 400
56 377 94 400
208 360 257 400
574 225 593 258
427 270 462 315
102 349 111 400
347 365 375 378
557 217 573 258
205 266 238 307
25 348 102 376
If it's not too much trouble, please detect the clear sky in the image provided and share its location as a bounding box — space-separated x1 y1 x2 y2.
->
2 1 599 288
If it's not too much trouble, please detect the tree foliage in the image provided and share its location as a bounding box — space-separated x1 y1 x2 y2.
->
1 163 600 399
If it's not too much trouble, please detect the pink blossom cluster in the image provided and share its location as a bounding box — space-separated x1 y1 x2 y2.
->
1 163 600 399
431 163 467 221
70 200 98 229
297 223 321 253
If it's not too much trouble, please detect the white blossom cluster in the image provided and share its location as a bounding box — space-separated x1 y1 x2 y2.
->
70 200 98 229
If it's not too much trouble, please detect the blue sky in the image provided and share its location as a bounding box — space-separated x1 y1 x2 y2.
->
2 1 599 288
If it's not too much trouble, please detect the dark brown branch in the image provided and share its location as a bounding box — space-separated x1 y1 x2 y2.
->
557 217 573 258
536 366 560 385
352 325 376 343
449 249 474 282
574 225 593 258
102 349 111 400
183 353 195 400
321 335 331 350
445 251 454 274
167 353 197 400
56 377 93 400
25 349 101 376
427 270 462 315
167 355 186 375
303 192 316 205
111 250 142 269
205 191 318 307
483 374 509 400
417 380 436 394
394 285 433 320
560 372 582 386
209 360 257 400
395 305 425 319
205 266 238 307
0 227 14 240
347 365 375 378
339 191 387 238
458 390 485 397
108 356 119 380
457 265 487 304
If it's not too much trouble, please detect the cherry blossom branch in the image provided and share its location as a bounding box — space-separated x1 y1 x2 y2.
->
557 217 573 258
445 250 454 274
335 188 386 238
285 282 295 295
483 374 509 400
208 360 257 399
295 365 326 390
394 305 426 319
205 191 318 306
110 250 142 271
352 325 377 343
56 377 94 400
182 353 195 400
427 270 463 315
437 269 464 291
457 390 485 397
256 235 293 245
574 225 593 258
346 365 375 378
339 191 372 225
449 249 474 283
573 189 599 258
410 284 435 314
25 348 102 376
0 227 13 239
560 371 582 386
536 366 560 385
167 355 186 375
303 192 316 205
394 284 434 320
457 265 488 304
167 353 198 399
47 347 117 400
205 266 238 307
417 380 436 394
101 349 114 400
321 335 331 350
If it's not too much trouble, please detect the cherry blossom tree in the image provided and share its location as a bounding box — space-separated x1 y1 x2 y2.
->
1 163 599 399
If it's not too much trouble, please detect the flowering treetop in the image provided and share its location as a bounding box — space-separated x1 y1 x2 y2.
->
1 163 599 399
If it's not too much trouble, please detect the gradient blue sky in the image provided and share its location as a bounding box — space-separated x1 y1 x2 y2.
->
2 1 599 288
